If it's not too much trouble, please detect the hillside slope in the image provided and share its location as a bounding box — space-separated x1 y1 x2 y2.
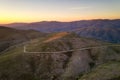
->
3 19 120 43
0 32 120 80
0 26 46 52
79 62 120 80
74 26 120 43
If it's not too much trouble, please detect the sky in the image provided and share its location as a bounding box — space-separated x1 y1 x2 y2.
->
0 0 120 24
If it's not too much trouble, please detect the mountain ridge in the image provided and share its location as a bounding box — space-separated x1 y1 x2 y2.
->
1 19 120 43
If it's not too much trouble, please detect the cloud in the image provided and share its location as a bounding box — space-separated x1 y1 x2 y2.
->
70 6 91 10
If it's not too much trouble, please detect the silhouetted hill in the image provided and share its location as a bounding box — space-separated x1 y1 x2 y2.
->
3 23 28 27
2 19 120 43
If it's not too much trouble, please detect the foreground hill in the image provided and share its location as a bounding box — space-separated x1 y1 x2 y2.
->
0 26 46 52
3 19 120 43
0 32 120 80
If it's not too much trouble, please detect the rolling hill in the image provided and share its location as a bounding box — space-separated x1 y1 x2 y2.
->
0 32 120 80
0 26 46 52
74 26 120 43
2 19 120 43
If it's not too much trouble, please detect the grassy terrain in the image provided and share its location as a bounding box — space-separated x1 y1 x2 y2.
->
0 32 120 80
0 26 46 52
79 61 120 80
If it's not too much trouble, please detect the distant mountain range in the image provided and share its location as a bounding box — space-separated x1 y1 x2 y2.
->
1 19 120 43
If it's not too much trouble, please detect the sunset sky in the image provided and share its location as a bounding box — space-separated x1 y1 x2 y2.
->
0 0 120 24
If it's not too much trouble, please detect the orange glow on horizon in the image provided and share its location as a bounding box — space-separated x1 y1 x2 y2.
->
0 0 120 24
0 16 120 24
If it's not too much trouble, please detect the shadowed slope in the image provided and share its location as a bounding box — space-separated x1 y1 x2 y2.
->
0 26 46 52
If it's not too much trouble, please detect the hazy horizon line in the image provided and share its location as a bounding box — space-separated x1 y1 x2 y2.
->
1 18 120 24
